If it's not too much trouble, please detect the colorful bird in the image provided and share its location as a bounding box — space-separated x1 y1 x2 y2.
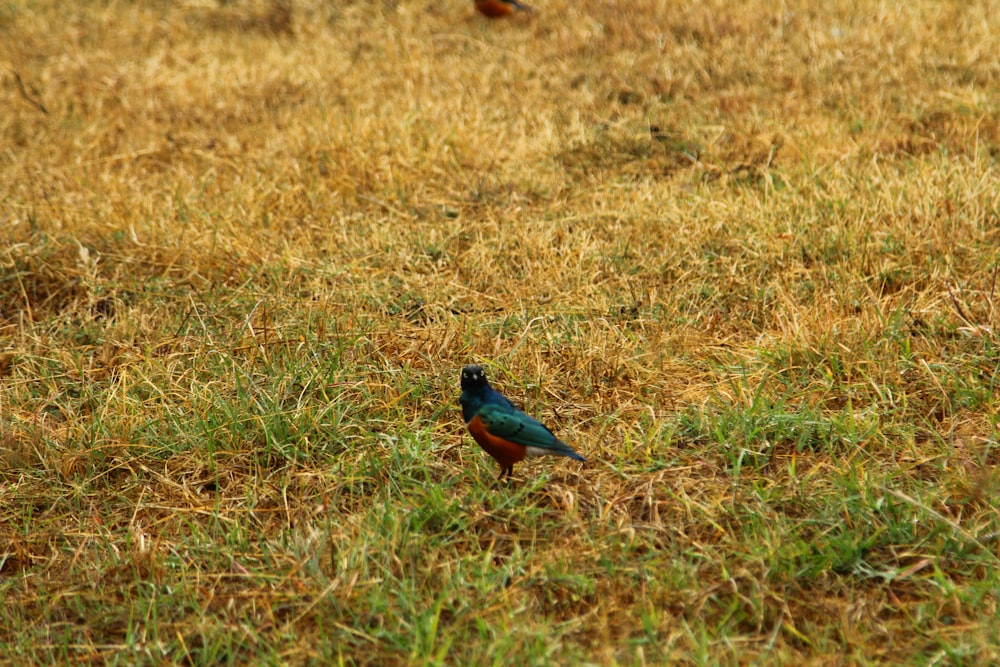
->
473 0 532 18
459 364 586 480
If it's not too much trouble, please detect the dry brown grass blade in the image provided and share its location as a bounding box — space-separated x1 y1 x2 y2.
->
9 69 48 115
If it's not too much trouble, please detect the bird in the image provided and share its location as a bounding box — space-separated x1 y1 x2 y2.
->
459 364 586 480
473 0 533 18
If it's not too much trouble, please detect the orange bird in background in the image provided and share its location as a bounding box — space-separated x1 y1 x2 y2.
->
473 0 533 18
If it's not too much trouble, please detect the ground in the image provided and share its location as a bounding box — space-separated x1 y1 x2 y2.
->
1 0 999 664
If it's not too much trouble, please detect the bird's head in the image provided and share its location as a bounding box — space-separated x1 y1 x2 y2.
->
460 364 488 392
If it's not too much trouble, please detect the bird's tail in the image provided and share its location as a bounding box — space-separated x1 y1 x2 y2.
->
552 439 586 462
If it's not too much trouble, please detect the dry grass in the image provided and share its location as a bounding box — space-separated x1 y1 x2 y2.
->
2 0 999 663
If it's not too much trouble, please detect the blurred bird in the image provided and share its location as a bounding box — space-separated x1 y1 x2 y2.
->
459 364 586 480
473 0 532 18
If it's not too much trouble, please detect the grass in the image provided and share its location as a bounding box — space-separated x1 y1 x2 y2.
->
2 0 999 663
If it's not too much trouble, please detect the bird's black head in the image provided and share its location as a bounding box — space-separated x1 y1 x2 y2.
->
460 364 488 392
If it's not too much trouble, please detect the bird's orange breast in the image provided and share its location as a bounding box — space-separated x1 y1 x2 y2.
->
468 414 527 468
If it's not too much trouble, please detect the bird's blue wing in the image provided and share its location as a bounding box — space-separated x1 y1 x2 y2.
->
477 402 584 460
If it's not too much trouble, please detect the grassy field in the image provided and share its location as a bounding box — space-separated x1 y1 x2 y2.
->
2 0 999 663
